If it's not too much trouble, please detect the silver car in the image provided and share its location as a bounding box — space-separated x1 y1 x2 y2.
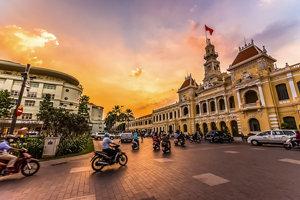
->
120 132 133 143
247 129 297 146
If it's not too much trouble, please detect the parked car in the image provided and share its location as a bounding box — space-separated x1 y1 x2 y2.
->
114 133 121 139
94 132 105 141
247 129 298 146
120 132 133 143
26 131 39 137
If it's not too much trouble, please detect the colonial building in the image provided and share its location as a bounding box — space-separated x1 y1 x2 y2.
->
127 38 300 136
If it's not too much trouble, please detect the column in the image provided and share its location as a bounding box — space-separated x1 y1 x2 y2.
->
188 104 190 117
199 103 202 116
214 98 218 114
173 124 175 133
206 100 209 115
180 107 182 118
258 84 266 106
224 95 228 112
288 78 297 102
237 90 241 109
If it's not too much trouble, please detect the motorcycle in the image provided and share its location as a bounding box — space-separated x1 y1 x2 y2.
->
189 136 201 143
161 141 171 153
0 149 40 177
91 142 128 172
284 137 300 150
153 140 160 150
174 138 179 146
131 139 139 150
179 138 185 147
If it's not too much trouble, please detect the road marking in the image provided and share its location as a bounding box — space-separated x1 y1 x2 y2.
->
64 194 96 200
279 158 300 165
154 158 173 162
193 173 230 186
224 151 239 154
252 148 266 150
70 167 91 173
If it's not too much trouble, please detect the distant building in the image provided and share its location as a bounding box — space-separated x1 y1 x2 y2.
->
127 39 300 136
87 103 104 133
0 60 83 134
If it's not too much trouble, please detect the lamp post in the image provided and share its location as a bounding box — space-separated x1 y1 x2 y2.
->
9 64 36 135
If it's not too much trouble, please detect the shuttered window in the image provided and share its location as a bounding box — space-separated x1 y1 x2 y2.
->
275 84 289 101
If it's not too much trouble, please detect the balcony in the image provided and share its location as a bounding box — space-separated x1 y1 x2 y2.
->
210 111 215 115
219 110 225 113
243 103 256 108
230 108 235 112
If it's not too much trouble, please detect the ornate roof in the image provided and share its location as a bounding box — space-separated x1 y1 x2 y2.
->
179 75 198 90
231 45 263 66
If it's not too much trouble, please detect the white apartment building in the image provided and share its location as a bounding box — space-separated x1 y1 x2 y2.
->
0 59 83 134
87 103 104 133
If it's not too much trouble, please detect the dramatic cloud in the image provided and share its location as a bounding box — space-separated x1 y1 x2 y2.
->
0 25 59 65
130 68 143 77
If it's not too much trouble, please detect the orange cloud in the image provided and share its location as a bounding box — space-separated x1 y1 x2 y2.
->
130 68 143 77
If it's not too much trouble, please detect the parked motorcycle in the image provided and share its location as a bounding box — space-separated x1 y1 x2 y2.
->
284 137 300 150
189 136 201 143
0 149 40 177
91 142 128 172
161 141 171 153
131 139 139 150
153 140 160 150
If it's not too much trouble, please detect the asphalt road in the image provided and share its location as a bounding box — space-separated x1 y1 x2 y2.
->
0 138 300 200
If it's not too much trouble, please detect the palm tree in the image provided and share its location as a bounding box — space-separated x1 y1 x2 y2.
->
112 105 123 132
124 109 134 131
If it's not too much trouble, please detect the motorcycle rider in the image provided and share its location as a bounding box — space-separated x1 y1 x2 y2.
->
0 136 17 172
102 133 118 159
174 132 179 139
133 132 139 147
162 133 170 148
295 131 300 145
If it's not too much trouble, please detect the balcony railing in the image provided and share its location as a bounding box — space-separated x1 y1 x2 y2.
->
230 108 235 112
244 103 256 108
219 110 225 113
210 111 215 114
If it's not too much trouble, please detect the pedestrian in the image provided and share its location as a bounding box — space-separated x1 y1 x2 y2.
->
241 132 245 141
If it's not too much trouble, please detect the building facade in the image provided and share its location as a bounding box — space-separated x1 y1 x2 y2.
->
87 103 105 133
127 39 300 136
0 60 83 134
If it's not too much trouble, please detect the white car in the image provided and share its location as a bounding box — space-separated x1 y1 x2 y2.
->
247 129 297 146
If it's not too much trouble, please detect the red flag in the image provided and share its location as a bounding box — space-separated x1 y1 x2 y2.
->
205 25 214 35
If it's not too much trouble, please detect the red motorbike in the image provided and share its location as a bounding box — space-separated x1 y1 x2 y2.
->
153 140 160 150
0 149 40 177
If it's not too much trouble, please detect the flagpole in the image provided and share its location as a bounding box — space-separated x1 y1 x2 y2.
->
205 25 208 44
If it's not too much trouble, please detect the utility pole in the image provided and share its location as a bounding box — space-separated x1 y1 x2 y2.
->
9 64 31 135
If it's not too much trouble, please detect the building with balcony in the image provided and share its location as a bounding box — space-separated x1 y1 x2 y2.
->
0 60 83 134
127 38 300 136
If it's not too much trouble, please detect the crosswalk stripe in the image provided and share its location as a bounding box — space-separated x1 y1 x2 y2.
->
279 158 300 165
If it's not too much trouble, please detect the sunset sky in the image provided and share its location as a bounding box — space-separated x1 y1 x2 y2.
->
1 0 300 118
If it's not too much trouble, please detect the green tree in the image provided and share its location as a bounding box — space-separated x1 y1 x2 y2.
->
37 94 54 136
0 90 13 119
78 95 90 120
104 111 116 132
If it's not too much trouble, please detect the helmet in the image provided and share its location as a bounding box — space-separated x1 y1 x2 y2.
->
105 133 109 137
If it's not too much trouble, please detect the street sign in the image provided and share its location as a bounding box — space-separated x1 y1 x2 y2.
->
17 106 23 116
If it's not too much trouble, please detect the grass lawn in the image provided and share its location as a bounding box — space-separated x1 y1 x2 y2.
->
40 138 94 162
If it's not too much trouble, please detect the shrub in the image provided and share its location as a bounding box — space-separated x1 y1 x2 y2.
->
10 137 45 159
55 135 89 157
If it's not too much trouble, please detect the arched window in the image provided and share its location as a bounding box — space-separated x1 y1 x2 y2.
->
276 84 289 101
196 123 200 131
196 105 200 114
219 99 225 111
210 101 216 112
203 123 208 134
203 103 207 113
220 121 226 131
184 107 188 115
170 112 173 119
229 96 235 108
211 122 217 130
249 118 261 131
245 90 258 104
183 124 187 132
283 116 297 129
